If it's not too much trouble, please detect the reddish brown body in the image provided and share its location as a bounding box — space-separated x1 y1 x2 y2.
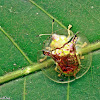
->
52 53 79 74
43 34 80 76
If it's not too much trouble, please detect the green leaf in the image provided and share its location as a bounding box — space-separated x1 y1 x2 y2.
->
0 0 100 100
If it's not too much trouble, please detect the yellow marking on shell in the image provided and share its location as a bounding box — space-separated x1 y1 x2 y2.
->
52 50 55 55
54 37 59 41
56 49 63 56
70 53 74 55
59 50 65 56
52 41 71 56
64 50 70 55
50 35 69 50
64 44 70 49
51 41 55 46
50 34 74 56
54 47 70 56
56 49 60 54
63 45 70 55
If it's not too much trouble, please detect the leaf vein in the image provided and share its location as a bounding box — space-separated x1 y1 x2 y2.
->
23 78 26 100
0 26 33 64
29 0 68 30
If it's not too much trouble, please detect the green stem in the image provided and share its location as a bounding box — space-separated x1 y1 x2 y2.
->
80 41 100 54
0 59 54 84
23 78 26 100
0 42 99 84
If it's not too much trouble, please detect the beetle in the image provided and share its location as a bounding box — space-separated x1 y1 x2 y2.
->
38 19 88 80
42 28 81 77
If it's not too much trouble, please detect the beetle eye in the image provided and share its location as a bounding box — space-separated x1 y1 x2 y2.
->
42 50 45 55
42 50 51 56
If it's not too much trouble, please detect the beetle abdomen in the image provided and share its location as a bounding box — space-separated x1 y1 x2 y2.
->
52 53 79 75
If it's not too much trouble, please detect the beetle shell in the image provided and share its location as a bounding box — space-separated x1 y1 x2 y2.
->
43 34 80 76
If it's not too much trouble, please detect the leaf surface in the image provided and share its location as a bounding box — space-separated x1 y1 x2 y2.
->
0 0 100 100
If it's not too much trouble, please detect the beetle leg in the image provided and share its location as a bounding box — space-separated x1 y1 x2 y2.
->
76 42 87 48
73 73 76 78
81 42 87 48
55 64 62 77
76 54 81 64
77 42 87 60
55 66 60 73
39 56 47 62
79 52 85 60
80 56 84 59
58 73 61 77
68 24 72 38
73 68 80 78
77 42 86 59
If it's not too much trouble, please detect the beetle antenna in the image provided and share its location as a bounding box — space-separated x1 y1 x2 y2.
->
52 19 54 35
72 32 79 43
36 19 55 37
36 34 52 37
68 24 72 38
